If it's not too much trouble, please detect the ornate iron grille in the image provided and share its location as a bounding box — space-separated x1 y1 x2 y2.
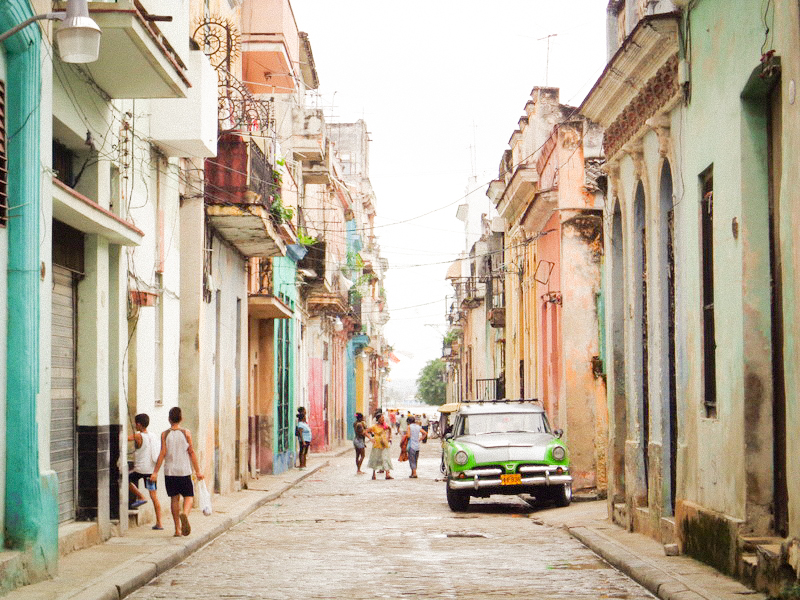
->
193 17 271 133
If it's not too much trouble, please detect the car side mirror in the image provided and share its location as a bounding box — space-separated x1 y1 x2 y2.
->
554 429 563 439
444 432 454 441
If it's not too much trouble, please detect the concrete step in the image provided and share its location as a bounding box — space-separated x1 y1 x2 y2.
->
739 552 758 582
740 536 783 552
0 550 24 595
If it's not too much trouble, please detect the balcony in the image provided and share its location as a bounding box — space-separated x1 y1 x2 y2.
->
58 0 189 99
150 50 218 157
475 378 502 401
205 134 287 258
241 0 318 94
291 107 332 183
249 295 293 320
494 164 539 222
306 286 348 316
488 276 505 328
350 296 362 328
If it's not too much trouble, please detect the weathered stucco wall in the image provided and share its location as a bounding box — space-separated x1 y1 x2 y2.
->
682 0 776 532
774 0 800 541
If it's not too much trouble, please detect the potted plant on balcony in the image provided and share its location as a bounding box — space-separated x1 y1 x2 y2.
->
297 227 318 247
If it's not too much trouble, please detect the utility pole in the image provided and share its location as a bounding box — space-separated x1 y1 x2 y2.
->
538 33 557 86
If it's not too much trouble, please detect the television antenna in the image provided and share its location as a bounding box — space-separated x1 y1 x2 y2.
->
538 33 558 86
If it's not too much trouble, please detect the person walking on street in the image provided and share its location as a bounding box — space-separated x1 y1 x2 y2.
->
402 416 427 478
353 413 368 474
295 407 307 467
296 413 312 469
420 414 430 443
398 410 409 440
367 412 393 480
128 413 163 530
150 407 204 537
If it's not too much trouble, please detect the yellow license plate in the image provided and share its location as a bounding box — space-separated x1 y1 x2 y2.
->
501 474 521 485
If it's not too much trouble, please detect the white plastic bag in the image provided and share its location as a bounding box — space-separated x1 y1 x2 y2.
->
197 479 212 516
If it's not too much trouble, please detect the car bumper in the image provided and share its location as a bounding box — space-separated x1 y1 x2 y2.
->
448 473 572 490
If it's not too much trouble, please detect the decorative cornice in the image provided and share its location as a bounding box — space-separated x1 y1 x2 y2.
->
647 115 672 158
580 13 680 126
604 55 679 160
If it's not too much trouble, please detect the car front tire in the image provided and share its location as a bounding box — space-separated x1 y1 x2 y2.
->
446 482 470 511
554 483 572 507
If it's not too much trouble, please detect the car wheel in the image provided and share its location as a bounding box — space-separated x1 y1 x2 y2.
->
554 483 572 507
446 483 470 512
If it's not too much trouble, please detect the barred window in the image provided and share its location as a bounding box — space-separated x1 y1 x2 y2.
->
0 80 7 227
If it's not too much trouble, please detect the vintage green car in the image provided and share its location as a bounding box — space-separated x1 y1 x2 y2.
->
442 400 572 511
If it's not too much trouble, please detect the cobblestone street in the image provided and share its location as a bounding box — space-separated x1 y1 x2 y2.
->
129 441 654 599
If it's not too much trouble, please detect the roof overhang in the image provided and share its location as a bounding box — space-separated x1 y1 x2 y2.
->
298 32 320 89
52 178 143 246
581 13 681 125
520 189 558 237
487 179 506 205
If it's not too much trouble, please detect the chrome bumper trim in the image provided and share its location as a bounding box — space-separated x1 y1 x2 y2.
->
448 474 573 490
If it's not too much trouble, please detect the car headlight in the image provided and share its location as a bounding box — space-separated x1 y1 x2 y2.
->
552 445 566 461
454 450 469 465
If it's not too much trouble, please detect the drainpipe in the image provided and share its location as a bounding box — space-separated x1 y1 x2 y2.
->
2 1 56 567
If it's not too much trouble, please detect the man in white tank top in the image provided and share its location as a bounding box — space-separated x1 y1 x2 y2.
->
128 413 163 530
150 407 204 537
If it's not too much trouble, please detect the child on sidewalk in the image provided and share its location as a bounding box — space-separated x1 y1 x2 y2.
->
128 413 163 530
296 413 311 469
150 407 204 537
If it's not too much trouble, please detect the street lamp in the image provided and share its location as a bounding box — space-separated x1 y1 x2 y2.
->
0 0 101 63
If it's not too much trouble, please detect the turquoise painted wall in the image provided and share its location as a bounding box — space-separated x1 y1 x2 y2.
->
1 0 58 582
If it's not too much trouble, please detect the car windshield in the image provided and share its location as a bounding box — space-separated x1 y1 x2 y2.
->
460 412 550 435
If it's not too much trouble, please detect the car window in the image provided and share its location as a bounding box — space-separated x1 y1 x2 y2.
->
462 413 549 435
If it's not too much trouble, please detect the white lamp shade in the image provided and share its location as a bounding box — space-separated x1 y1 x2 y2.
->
55 0 102 63
56 20 101 63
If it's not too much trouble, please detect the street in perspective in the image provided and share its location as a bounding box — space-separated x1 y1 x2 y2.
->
127 443 655 600
1 0 798 598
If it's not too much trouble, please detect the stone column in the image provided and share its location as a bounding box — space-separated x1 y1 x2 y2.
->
76 234 111 538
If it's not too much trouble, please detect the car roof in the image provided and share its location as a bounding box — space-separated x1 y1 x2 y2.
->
455 401 544 415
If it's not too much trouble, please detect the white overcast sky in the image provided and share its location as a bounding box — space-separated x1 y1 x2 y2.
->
291 1 608 385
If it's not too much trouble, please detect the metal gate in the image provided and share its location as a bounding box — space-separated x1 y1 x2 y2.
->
51 264 77 523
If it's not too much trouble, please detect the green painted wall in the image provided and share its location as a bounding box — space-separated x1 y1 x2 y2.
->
272 257 296 473
682 0 797 534
772 0 800 540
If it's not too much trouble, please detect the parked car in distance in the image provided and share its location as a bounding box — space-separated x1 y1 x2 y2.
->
442 399 572 511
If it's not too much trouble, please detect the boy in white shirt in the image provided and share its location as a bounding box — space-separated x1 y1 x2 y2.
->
128 413 163 530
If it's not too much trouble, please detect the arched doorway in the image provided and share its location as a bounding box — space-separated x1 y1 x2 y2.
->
632 181 649 505
610 199 627 504
658 161 678 514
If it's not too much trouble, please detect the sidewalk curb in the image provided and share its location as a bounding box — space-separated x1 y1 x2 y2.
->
568 526 710 600
68 461 330 600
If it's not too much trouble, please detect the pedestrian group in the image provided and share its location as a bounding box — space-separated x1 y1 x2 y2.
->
353 409 430 480
128 407 204 537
